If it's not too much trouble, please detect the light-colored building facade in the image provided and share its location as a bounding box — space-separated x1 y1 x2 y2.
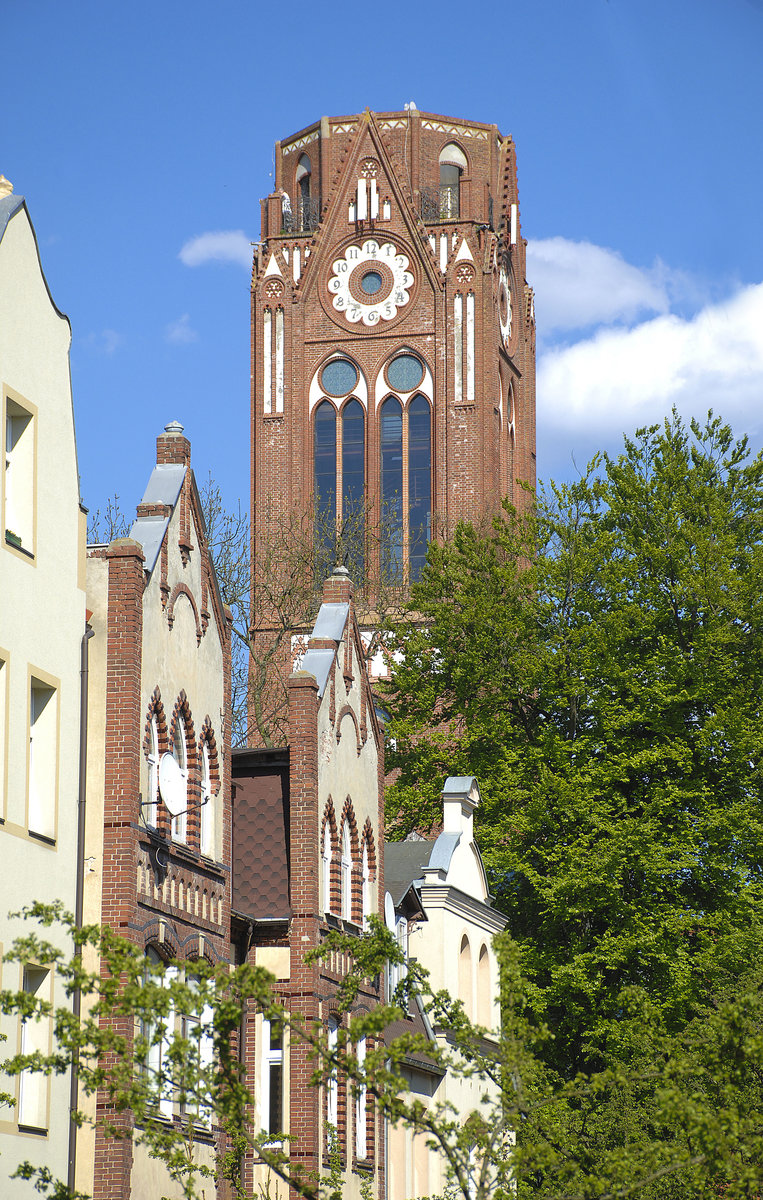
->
0 178 87 1193
232 565 386 1200
79 421 232 1200
385 777 506 1200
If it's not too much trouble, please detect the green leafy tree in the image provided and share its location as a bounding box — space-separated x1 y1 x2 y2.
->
385 412 763 1192
3 903 763 1199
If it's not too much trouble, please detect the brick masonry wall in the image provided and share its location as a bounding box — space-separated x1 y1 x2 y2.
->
252 108 536 571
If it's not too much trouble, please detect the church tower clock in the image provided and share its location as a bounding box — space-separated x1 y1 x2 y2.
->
251 107 535 584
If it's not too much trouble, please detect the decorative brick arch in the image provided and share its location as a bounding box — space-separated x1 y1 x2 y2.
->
198 716 221 796
166 581 203 645
339 798 360 923
321 798 339 914
168 692 199 846
360 818 377 878
335 703 362 753
142 688 169 832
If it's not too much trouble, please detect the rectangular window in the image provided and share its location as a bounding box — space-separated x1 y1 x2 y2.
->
4 394 35 554
326 1018 338 1128
355 1035 367 1159
0 654 7 819
18 966 50 1130
28 678 57 841
261 1016 284 1138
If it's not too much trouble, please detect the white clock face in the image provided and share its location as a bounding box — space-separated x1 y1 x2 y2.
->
498 267 512 348
328 239 414 327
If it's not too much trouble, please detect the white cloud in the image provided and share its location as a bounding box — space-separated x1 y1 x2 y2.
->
537 282 763 449
165 313 198 344
178 230 252 269
82 328 124 354
526 237 702 336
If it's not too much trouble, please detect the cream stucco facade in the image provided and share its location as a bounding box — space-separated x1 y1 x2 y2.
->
386 778 507 1200
0 184 87 1194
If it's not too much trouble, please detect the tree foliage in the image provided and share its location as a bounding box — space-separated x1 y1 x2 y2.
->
385 412 763 1192
3 903 763 1200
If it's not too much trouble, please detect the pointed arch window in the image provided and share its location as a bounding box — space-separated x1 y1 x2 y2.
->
380 396 403 581
171 717 188 843
380 389 431 583
322 821 333 915
361 842 371 930
341 819 352 921
314 395 366 575
146 715 160 828
200 740 213 857
408 395 431 581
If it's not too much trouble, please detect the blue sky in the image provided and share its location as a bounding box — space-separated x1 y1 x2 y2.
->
5 0 763 522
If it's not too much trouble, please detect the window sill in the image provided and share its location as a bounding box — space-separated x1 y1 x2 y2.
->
17 1123 48 1137
5 535 35 560
28 829 56 847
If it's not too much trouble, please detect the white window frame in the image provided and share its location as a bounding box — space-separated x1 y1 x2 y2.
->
322 822 333 915
199 741 213 857
17 965 50 1130
28 677 57 841
261 1016 284 1140
341 820 352 922
171 717 188 843
326 1017 338 1127
145 715 160 827
4 393 35 554
361 842 371 930
355 1034 367 1159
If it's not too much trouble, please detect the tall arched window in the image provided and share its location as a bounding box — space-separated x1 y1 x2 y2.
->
459 934 472 1017
477 944 491 1027
145 715 159 828
322 821 333 915
314 401 337 565
341 819 352 921
342 399 365 576
439 143 467 219
296 154 312 231
361 842 371 930
200 740 213 857
408 395 431 581
380 396 403 581
172 717 188 843
326 1017 338 1127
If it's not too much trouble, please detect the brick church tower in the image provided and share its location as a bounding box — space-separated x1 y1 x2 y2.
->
251 107 535 588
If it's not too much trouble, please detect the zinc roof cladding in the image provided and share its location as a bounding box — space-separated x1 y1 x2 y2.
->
426 831 462 874
300 649 336 698
312 601 350 641
140 463 186 507
129 464 186 575
443 775 479 798
129 515 169 575
0 194 25 242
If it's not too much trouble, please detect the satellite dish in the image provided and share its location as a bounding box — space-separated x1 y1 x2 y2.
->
158 753 186 818
384 891 396 932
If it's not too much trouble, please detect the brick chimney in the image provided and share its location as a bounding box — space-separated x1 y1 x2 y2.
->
321 563 354 605
156 420 191 467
